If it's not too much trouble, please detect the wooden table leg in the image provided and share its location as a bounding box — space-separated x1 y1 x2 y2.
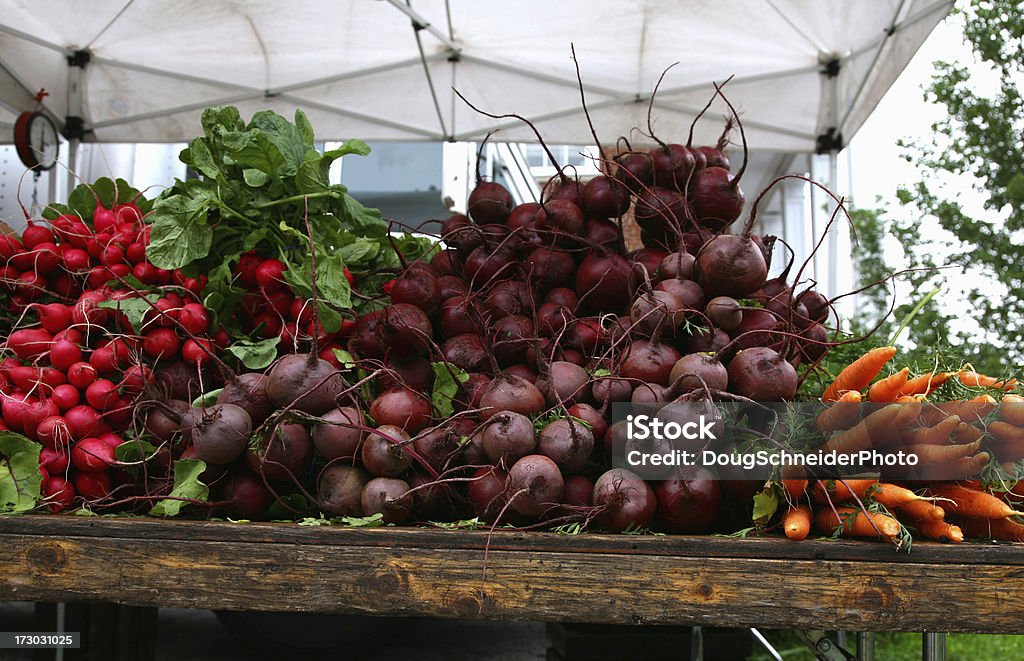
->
62 603 158 661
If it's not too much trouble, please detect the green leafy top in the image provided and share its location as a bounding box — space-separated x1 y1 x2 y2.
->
145 106 435 323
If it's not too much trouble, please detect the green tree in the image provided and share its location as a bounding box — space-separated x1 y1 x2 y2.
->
856 0 1023 374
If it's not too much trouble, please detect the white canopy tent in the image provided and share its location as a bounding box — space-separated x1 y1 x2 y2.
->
0 0 952 297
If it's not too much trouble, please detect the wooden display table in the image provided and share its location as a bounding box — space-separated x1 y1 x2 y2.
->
0 516 1022 658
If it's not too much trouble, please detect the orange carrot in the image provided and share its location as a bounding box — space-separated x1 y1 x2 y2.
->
958 517 1024 542
815 390 862 434
958 371 1018 391
896 394 926 403
812 479 877 505
988 421 1024 442
899 440 982 465
819 405 901 454
867 367 910 402
783 504 812 541
897 499 945 521
1000 394 1024 426
935 395 998 424
986 437 1024 462
815 506 901 539
868 483 929 508
914 519 963 543
898 371 952 397
902 415 960 445
781 479 808 502
822 346 897 403
954 421 984 443
946 452 991 478
926 483 1024 519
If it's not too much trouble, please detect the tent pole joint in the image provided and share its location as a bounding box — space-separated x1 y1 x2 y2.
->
62 116 85 141
66 49 91 68
821 57 841 78
815 128 843 154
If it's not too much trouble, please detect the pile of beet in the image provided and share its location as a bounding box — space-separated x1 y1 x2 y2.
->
0 84 844 534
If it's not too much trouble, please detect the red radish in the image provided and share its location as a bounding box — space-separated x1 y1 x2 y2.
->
33 303 73 334
41 476 75 512
22 222 53 249
49 339 83 370
142 331 180 362
51 384 80 411
126 242 147 263
40 447 70 475
67 362 99 390
255 259 288 290
93 205 118 232
99 244 126 267
60 247 90 274
6 328 52 360
181 338 215 366
119 364 153 397
36 416 71 449
74 471 111 500
98 433 125 450
177 303 211 335
85 379 119 411
64 405 103 439
71 437 116 472
89 346 119 375
132 262 158 284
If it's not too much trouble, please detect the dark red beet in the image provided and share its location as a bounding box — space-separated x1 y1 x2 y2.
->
439 296 485 337
691 166 744 230
318 465 370 516
441 213 482 254
441 333 490 373
695 234 767 298
468 182 514 224
727 347 798 400
437 275 469 300
375 304 433 358
655 467 721 533
390 269 441 314
650 143 697 190
582 175 630 219
620 340 681 386
592 468 657 532
526 247 576 292
669 353 728 393
566 402 608 441
658 252 695 281
430 249 463 276
583 219 623 251
575 253 633 313
492 315 535 366
634 186 687 233
463 246 516 286
614 151 654 192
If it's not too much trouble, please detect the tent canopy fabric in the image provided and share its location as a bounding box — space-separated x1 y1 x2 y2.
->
0 0 951 150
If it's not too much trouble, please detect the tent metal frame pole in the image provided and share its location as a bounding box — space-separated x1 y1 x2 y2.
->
86 93 265 131
0 52 63 128
382 0 460 53
0 23 69 54
66 55 85 198
275 93 443 139
88 56 256 94
270 55 447 95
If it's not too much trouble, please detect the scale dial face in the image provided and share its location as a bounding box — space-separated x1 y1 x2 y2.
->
14 111 60 171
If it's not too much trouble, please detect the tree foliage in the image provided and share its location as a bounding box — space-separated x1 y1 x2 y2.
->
856 0 1023 373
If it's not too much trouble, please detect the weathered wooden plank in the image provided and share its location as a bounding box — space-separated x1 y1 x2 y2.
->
0 516 1023 565
2 528 1024 633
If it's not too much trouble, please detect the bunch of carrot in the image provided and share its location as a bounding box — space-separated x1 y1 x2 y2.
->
779 478 1024 544
784 346 1024 544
